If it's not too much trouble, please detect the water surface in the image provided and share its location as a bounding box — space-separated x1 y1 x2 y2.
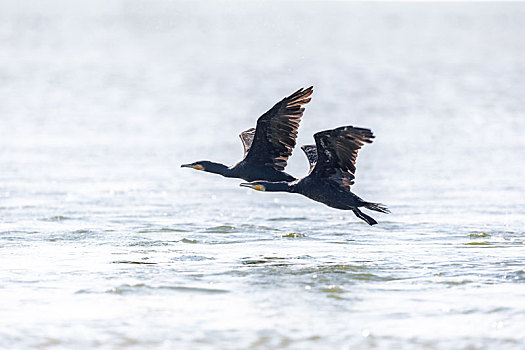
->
1 1 524 349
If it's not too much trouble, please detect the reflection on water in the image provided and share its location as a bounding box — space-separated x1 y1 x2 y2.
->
1 1 525 349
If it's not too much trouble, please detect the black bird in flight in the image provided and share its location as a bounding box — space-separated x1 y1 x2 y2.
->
240 126 390 225
181 87 314 182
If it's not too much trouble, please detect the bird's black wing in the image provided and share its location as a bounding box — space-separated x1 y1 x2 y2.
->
300 144 318 174
239 128 256 156
310 126 374 190
242 86 314 171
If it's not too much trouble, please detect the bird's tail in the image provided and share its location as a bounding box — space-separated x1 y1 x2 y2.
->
361 201 390 214
351 208 377 226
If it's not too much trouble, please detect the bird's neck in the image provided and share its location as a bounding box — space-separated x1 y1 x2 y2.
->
263 181 294 193
204 162 231 176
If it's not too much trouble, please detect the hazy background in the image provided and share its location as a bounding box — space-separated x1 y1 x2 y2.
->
1 1 524 349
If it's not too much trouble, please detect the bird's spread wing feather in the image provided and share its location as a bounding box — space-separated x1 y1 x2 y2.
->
300 145 318 173
239 128 256 156
311 126 374 190
243 86 313 171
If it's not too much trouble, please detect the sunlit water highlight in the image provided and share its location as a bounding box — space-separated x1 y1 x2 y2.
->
1 1 524 349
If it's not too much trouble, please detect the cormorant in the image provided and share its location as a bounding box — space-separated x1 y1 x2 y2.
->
181 87 314 182
240 126 390 225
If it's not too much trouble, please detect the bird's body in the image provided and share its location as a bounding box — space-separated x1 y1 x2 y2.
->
241 126 389 225
293 176 363 210
181 87 313 182
226 161 295 182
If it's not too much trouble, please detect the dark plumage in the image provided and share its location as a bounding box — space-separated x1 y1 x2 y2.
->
240 126 390 225
181 86 314 182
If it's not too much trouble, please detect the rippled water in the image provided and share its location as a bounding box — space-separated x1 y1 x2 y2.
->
1 1 525 349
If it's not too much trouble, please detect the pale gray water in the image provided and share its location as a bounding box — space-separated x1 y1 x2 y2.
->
1 1 524 349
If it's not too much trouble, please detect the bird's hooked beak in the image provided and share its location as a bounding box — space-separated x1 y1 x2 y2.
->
240 183 266 191
181 163 204 171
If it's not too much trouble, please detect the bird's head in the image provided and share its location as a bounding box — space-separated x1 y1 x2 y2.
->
180 161 207 171
240 181 267 191
181 161 230 176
